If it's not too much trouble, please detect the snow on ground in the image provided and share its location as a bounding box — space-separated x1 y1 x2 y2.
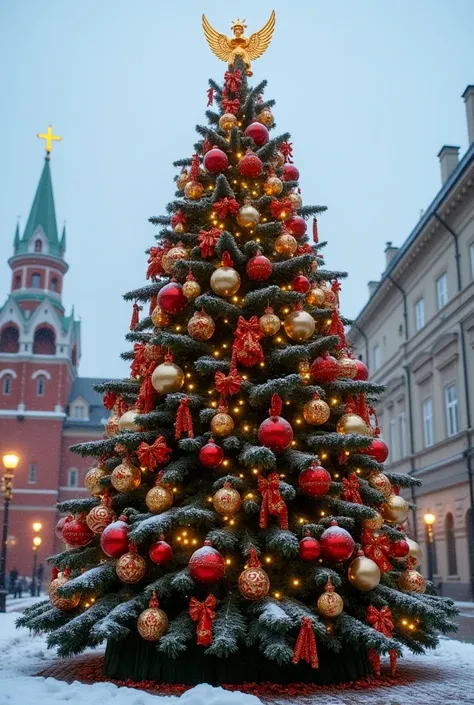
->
1 608 474 705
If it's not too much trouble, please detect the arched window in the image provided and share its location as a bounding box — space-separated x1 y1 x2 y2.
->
31 272 41 288
445 513 458 576
2 375 12 395
51 277 58 292
34 239 42 252
37 376 46 396
0 325 20 353
68 469 78 488
13 274 21 290
33 327 56 355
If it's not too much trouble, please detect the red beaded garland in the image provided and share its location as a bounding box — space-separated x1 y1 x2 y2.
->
298 464 331 497
299 535 321 561
62 515 93 547
246 254 272 280
100 516 129 558
199 439 224 468
244 121 269 147
285 216 307 238
320 521 355 562
203 146 229 173
311 354 340 383
188 539 225 584
282 163 300 181
238 151 263 178
157 282 188 314
292 273 311 293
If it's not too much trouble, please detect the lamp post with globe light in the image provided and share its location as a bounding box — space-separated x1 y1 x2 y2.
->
31 523 42 597
424 511 436 583
0 452 20 612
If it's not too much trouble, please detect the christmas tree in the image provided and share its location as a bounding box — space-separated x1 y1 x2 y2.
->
18 14 456 687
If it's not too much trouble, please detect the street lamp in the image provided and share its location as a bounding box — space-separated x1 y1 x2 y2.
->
424 510 436 583
31 523 42 597
0 452 20 613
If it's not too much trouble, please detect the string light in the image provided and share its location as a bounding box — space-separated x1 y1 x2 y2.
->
264 556 272 564
225 558 232 565
186 373 192 379
252 468 259 475
243 425 250 432
292 579 300 587
273 592 282 600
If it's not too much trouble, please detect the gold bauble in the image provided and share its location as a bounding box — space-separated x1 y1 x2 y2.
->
176 169 189 190
259 310 281 336
151 306 171 328
145 343 162 363
348 554 381 591
323 288 338 309
398 569 426 593
188 311 215 341
183 279 201 300
283 310 315 342
151 362 185 394
338 357 358 379
237 204 260 229
317 580 343 617
303 398 330 425
263 175 283 196
111 460 142 493
257 108 274 127
86 502 116 534
362 511 384 531
116 550 147 583
210 266 241 297
210 412 234 437
174 222 185 234
238 566 270 600
84 465 107 496
161 245 188 274
406 537 423 568
368 472 392 499
118 408 141 433
212 482 242 515
49 575 80 611
270 150 285 168
105 410 120 438
288 191 303 209
184 180 204 200
380 494 409 524
146 482 174 513
137 603 169 641
275 233 297 256
219 112 238 131
336 413 369 436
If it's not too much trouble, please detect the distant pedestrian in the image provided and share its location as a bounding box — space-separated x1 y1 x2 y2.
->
9 567 18 594
13 576 23 599
36 564 44 596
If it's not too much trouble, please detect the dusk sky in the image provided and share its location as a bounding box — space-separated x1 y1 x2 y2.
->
1 0 474 378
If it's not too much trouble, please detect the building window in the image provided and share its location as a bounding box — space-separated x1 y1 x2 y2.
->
28 463 37 484
34 239 42 253
389 418 398 462
37 376 46 396
33 327 55 355
422 398 434 448
436 273 448 310
415 298 425 331
445 513 458 575
399 412 407 457
2 375 12 395
14 274 21 289
51 277 58 292
445 384 459 437
425 523 438 574
470 243 474 280
31 272 41 288
373 344 381 371
68 469 78 487
72 404 86 418
0 325 20 353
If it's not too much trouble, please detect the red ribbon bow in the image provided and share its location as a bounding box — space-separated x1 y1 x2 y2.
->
103 391 117 411
198 227 221 258
189 154 200 181
206 87 214 106
146 246 166 280
270 198 295 220
291 618 318 669
189 595 216 646
224 68 242 94
342 473 362 504
258 472 288 530
171 211 187 230
129 303 141 331
137 436 171 470
327 310 347 350
362 530 393 573
136 361 158 414
213 197 239 219
221 97 240 114
232 316 264 367
280 141 294 163
175 396 194 439
130 343 147 378
296 243 313 256
367 605 397 675
214 368 242 398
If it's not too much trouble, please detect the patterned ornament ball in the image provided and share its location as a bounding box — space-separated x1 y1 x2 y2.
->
199 439 224 468
62 515 93 547
317 579 344 617
348 553 381 591
146 479 174 513
355 359 369 381
161 244 189 274
183 278 201 300
320 521 356 562
368 472 392 499
137 593 169 641
307 286 325 307
189 539 225 584
176 169 188 190
212 482 242 515
259 308 281 336
86 497 116 535
210 411 234 437
360 437 389 463
145 343 162 363
238 150 263 178
288 191 303 209
258 415 293 454
398 569 426 594
271 150 285 169
219 112 238 131
238 550 270 601
111 459 142 493
283 310 315 342
187 311 215 341
405 537 423 568
263 175 283 196
84 465 107 496
203 146 229 173
210 264 241 297
184 180 204 200
149 537 173 565
157 282 188 314
311 354 339 383
362 511 384 531
116 547 147 584
275 233 297 256
151 361 185 394
299 463 332 497
105 410 120 438
151 306 171 328
237 203 260 229
257 108 274 126
299 535 321 561
246 254 272 280
303 397 330 425
322 288 338 309
282 163 300 181
49 572 80 611
100 515 129 558
55 514 72 541
244 120 269 146
336 413 368 436
338 356 358 380
292 274 311 293
380 494 409 524
285 215 307 238
118 408 141 432
391 539 410 559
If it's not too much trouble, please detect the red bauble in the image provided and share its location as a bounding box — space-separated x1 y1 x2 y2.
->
282 163 300 181
246 254 272 280
55 515 72 541
61 515 93 547
188 539 225 584
298 464 331 497
238 151 263 178
360 437 389 464
244 121 269 147
286 216 307 238
157 282 187 314
292 273 311 293
299 535 321 561
149 538 173 565
354 359 369 381
100 516 129 558
199 439 224 468
391 539 410 558
311 354 339 383
320 521 355 562
258 416 293 454
203 146 229 173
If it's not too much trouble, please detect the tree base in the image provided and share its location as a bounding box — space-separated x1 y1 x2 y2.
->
104 631 370 686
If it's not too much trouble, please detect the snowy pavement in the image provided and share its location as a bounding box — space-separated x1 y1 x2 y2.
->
1 609 474 705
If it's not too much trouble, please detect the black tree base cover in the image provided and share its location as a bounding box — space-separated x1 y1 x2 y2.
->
104 633 370 686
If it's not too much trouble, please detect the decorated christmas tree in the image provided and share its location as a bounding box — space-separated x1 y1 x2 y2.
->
18 13 456 687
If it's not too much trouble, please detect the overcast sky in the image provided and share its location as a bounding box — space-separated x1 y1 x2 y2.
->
1 0 474 379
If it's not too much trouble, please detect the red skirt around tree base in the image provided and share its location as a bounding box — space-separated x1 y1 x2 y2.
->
104 631 370 685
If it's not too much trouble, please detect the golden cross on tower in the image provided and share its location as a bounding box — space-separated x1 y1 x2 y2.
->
37 125 61 155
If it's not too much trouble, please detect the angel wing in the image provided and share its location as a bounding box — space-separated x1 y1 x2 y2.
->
202 14 233 62
247 10 276 61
